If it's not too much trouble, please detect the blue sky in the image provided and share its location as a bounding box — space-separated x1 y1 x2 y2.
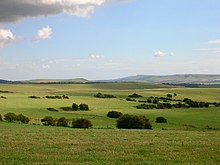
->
0 0 220 80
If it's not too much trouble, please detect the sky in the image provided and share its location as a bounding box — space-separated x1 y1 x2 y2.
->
0 0 220 80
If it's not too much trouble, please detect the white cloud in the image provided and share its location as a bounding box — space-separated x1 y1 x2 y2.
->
0 0 113 23
0 28 16 48
36 26 52 41
91 54 105 59
42 64 50 69
208 39 220 44
154 50 166 57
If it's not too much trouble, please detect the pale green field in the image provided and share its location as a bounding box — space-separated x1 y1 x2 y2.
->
0 83 220 164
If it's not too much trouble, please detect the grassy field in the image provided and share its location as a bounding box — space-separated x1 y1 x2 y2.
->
0 83 220 164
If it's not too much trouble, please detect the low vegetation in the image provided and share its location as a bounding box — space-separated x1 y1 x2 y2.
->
94 92 116 98
4 112 30 124
117 114 152 129
107 111 123 118
155 116 167 123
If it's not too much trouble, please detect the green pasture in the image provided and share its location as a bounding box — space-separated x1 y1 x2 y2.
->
0 83 220 164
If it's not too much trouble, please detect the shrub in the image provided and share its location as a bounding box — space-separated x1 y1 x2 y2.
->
60 106 72 111
166 94 173 98
116 114 152 129
128 93 143 98
107 111 122 118
57 117 68 127
153 99 159 104
147 98 152 103
29 96 40 99
72 103 79 111
47 108 58 112
94 93 116 98
4 112 17 122
41 116 56 126
126 98 136 102
62 95 69 99
136 104 156 109
17 114 30 124
72 119 92 128
0 114 2 121
79 104 89 111
155 116 167 123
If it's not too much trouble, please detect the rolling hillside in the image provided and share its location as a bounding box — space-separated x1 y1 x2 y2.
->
114 74 220 84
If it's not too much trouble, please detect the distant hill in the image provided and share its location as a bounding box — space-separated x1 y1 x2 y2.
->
22 78 89 84
114 74 220 84
0 79 11 84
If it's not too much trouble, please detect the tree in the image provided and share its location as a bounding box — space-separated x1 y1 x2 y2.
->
4 112 17 122
72 103 79 111
41 116 56 126
57 117 68 127
166 94 172 99
155 116 167 123
72 119 92 128
17 114 30 124
107 111 122 118
79 104 89 110
116 114 152 129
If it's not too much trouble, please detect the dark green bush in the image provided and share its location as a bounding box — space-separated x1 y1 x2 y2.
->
128 93 143 98
79 104 89 111
41 116 56 126
116 114 152 129
60 106 72 111
136 104 156 109
57 117 68 127
147 98 152 103
153 99 159 104
94 93 116 98
4 112 17 122
107 111 122 118
155 116 167 123
72 119 92 128
126 98 136 102
17 114 30 124
72 103 79 111
0 114 2 121
29 96 40 99
47 108 58 112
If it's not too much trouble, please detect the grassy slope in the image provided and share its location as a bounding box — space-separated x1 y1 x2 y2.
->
0 122 219 165
0 83 220 164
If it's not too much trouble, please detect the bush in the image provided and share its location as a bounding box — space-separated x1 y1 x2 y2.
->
17 114 30 124
107 111 122 118
60 106 72 111
116 114 152 129
79 104 89 111
155 116 167 123
153 99 159 104
47 108 58 112
57 117 68 127
29 96 40 99
41 116 56 126
147 98 152 103
4 112 17 122
126 98 136 102
128 93 143 98
136 104 156 109
94 93 116 98
72 103 79 111
72 119 92 128
0 114 2 121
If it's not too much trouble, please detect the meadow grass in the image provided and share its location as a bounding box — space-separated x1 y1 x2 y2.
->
0 83 220 164
0 122 219 165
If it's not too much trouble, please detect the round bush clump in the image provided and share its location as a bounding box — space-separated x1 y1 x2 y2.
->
72 119 92 128
107 111 122 118
41 116 56 126
0 114 2 121
57 117 69 127
72 103 79 111
117 114 152 129
155 116 167 123
79 104 89 111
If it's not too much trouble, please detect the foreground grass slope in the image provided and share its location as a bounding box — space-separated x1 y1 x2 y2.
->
0 83 220 164
0 122 219 165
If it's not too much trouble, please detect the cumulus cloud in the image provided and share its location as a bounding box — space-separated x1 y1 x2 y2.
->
154 50 166 57
36 26 52 41
0 0 110 23
0 28 16 48
91 54 105 59
208 39 220 44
